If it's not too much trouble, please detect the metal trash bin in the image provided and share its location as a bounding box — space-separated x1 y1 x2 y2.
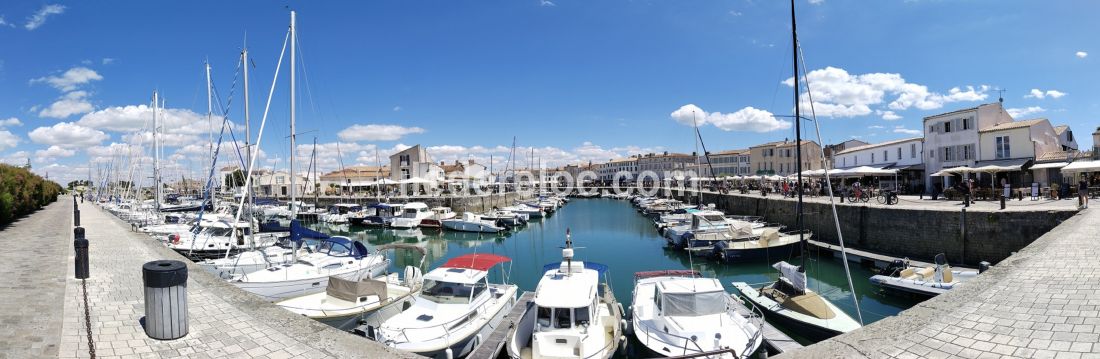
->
142 260 188 340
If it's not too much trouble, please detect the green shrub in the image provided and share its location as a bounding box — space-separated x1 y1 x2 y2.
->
0 164 63 226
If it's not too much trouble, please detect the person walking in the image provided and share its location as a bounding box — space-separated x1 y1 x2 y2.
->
1080 179 1090 209
967 179 976 204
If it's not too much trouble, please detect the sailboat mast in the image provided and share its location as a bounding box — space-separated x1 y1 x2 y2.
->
153 90 161 211
205 61 213 165
792 0 806 270
289 10 298 212
243 45 255 239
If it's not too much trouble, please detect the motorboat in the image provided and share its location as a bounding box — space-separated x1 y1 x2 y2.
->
507 230 625 359
162 220 282 260
503 204 544 219
441 212 506 233
712 228 806 262
481 209 528 228
276 244 427 330
390 202 432 229
869 254 979 297
362 203 404 227
731 262 861 342
322 203 363 224
631 270 763 358
663 211 767 255
232 236 390 300
196 220 320 280
370 253 518 358
418 207 456 228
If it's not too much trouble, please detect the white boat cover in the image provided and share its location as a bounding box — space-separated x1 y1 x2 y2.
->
773 261 806 293
661 291 728 317
729 221 755 238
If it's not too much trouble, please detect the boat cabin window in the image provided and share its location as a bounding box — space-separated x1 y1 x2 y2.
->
537 306 552 327
316 241 353 257
660 290 728 317
421 279 473 304
574 306 591 326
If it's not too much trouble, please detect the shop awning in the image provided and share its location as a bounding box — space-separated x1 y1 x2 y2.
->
1030 162 1068 170
886 163 925 171
1062 160 1100 173
973 158 1033 172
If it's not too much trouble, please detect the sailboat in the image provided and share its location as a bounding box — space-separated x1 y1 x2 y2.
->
731 0 862 343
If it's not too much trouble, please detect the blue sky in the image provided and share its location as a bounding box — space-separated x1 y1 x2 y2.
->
1 0 1097 184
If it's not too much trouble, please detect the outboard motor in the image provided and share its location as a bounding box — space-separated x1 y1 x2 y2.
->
885 259 907 277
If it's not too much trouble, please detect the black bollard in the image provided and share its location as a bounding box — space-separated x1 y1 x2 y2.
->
964 194 970 207
74 227 89 279
74 209 80 227
1000 196 1006 210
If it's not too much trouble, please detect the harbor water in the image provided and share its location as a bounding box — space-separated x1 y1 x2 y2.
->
310 197 924 348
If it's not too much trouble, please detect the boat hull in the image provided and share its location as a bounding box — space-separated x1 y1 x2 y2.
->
234 262 389 301
714 240 803 262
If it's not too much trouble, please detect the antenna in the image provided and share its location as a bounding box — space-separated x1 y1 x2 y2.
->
996 88 1006 104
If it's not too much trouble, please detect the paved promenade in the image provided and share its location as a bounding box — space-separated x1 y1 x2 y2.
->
3 199 415 359
0 198 71 358
683 188 1081 213
782 206 1100 359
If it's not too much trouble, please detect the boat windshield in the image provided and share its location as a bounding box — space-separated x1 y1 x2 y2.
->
661 290 728 317
537 306 592 329
421 279 485 304
316 240 353 257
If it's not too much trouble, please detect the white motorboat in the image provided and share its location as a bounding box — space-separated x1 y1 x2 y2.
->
322 203 362 224
508 230 625 359
196 220 321 279
441 212 505 233
390 202 432 229
372 253 518 358
418 207 456 228
732 262 861 342
162 220 282 260
503 204 544 219
631 270 763 358
277 244 428 330
232 236 390 300
869 254 980 297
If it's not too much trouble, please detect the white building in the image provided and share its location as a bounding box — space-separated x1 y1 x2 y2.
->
923 102 1014 189
833 137 924 192
389 145 444 182
1053 125 1078 151
254 171 311 197
597 157 639 183
976 118 1063 187
698 149 750 177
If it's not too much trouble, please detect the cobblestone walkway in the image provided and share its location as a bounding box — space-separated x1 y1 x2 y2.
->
58 203 411 359
783 207 1100 358
0 198 71 358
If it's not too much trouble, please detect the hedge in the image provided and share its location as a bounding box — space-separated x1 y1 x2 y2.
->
0 164 64 225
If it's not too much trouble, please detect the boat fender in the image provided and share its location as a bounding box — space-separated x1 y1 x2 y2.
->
169 233 180 244
476 334 482 348
445 348 453 359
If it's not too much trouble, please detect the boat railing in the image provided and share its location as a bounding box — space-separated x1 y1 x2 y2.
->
384 286 504 346
635 316 709 357
733 294 765 357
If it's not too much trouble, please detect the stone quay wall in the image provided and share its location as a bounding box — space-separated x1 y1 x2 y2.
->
303 192 531 214
672 191 1076 266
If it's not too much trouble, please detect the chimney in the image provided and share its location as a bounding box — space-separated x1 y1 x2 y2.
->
468 159 475 165
440 161 445 166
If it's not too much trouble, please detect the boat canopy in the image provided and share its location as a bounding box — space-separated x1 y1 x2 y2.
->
289 219 330 242
318 236 370 260
657 279 729 317
442 253 511 271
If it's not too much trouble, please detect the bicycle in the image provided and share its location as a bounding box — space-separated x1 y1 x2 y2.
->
847 188 871 203
876 190 898 205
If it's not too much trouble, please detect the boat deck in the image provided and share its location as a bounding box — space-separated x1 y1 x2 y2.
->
729 295 803 355
467 291 536 359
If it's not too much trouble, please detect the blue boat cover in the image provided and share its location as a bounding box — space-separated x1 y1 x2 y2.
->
289 219 331 242
542 261 609 274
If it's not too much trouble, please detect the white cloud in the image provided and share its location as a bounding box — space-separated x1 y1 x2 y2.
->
392 106 402 112
28 122 109 148
1024 88 1067 99
729 10 742 16
39 90 94 119
878 110 902 121
1076 51 1088 59
540 0 556 7
122 132 202 147
784 66 988 118
77 104 229 135
25 4 65 30
1006 106 1045 118
670 104 790 133
102 58 115 65
0 130 19 150
34 145 76 162
868 125 885 129
337 124 426 142
808 0 825 4
0 15 11 27
0 151 29 166
0 117 22 127
31 67 101 91
892 126 921 135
